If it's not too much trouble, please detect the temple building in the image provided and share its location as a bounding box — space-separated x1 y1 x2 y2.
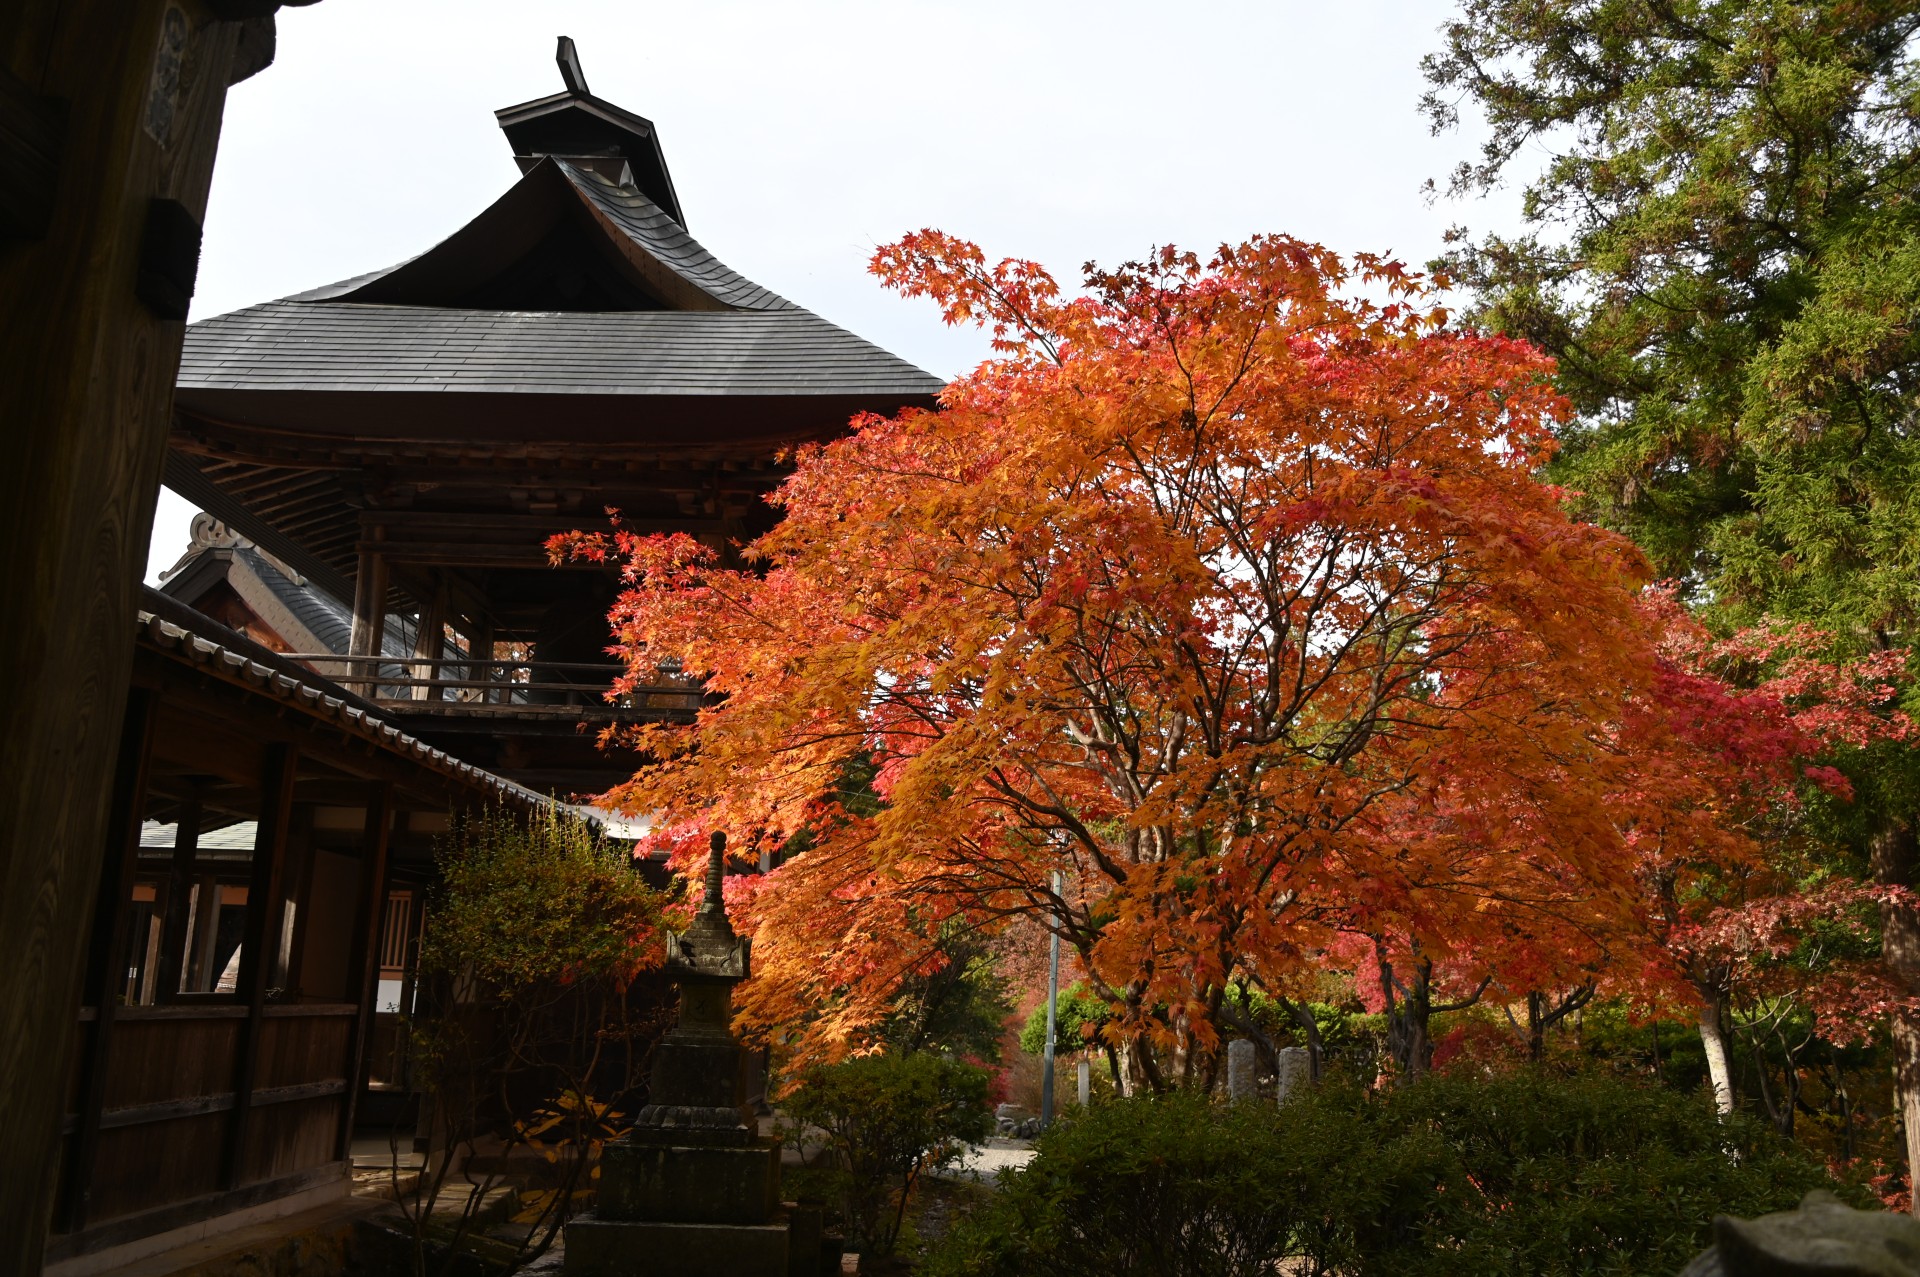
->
47 40 938 1273
163 36 940 793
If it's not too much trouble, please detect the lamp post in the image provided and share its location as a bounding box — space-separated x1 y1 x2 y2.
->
1042 870 1062 1128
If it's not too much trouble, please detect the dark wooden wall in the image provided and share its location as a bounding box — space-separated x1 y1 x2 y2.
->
52 1005 357 1242
48 662 401 1261
0 5 286 1270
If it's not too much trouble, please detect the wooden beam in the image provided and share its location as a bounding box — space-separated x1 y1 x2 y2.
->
396 882 428 1141
370 542 612 569
0 64 65 238
88 1078 347 1132
58 688 157 1233
223 743 298 1190
336 782 391 1158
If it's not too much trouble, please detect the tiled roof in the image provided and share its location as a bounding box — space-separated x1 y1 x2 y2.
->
136 607 546 808
179 302 942 398
232 546 431 662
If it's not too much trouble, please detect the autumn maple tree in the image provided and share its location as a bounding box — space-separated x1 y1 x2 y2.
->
1604 594 1916 1126
555 232 1665 1085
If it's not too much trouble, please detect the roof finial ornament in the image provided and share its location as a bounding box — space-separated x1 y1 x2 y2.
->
662 830 749 983
556 35 589 96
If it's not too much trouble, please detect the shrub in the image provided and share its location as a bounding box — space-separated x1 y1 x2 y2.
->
921 1086 1451 1277
1377 1070 1861 1275
781 1052 993 1259
398 807 667 1273
1018 982 1115 1056
923 1070 1866 1277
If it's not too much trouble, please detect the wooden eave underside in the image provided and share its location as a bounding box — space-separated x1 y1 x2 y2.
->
171 411 797 574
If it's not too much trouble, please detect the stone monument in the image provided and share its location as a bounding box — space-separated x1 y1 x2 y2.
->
567 833 835 1277
1226 1039 1258 1102
1274 1047 1310 1104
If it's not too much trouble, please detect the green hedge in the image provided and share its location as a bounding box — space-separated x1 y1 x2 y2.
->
781 1052 993 1259
924 1070 1863 1277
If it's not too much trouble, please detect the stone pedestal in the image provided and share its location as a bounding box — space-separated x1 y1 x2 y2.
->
566 833 836 1277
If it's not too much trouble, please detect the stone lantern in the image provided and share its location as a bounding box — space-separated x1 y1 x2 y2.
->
566 833 833 1276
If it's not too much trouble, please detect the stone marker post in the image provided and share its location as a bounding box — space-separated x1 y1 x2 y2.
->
1275 1047 1310 1105
1077 1058 1091 1109
1226 1039 1257 1102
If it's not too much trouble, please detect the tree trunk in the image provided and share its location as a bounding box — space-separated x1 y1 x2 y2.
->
1697 995 1736 1116
1751 1039 1792 1136
1115 1037 1160 1097
1873 819 1920 1212
1893 1018 1920 1213
1381 955 1434 1082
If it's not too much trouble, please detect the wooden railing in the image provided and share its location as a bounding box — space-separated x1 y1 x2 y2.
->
277 654 704 720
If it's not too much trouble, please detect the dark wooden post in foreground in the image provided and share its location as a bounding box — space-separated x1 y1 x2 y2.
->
0 4 312 1268
59 690 158 1234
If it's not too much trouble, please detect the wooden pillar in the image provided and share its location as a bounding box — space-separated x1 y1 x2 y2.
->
410 574 447 702
0 7 288 1267
223 742 298 1189
347 530 388 697
336 782 391 1158
0 6 290 1267
396 876 427 1110
153 793 203 1003
59 688 157 1234
277 804 316 993
469 616 496 705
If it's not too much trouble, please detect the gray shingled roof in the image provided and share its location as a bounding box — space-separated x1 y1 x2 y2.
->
233 545 449 663
183 159 941 402
234 545 356 653
558 162 793 311
180 303 942 397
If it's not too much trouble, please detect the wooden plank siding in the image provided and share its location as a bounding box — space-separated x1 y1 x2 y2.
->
60 1004 358 1229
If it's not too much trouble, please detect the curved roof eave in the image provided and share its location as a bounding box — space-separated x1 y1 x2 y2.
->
276 157 789 315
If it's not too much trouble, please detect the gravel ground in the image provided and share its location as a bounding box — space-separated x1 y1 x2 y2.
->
942 1136 1037 1182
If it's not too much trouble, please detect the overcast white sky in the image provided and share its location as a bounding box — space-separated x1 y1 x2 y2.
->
147 0 1523 583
